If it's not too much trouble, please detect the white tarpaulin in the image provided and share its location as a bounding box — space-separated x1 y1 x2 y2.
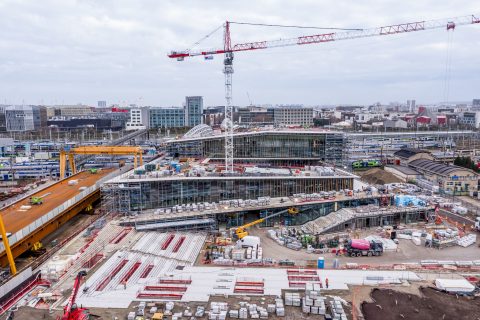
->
435 278 475 293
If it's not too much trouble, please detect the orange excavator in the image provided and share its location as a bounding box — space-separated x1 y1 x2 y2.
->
58 271 89 320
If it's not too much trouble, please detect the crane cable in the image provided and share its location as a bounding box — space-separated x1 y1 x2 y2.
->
443 28 455 105
185 21 363 52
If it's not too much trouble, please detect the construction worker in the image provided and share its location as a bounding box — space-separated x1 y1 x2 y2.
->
325 278 329 289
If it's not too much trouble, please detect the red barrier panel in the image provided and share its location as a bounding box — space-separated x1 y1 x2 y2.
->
82 253 104 268
287 275 320 281
140 265 154 279
159 278 192 284
234 287 264 294
120 262 141 284
144 285 187 292
235 281 264 287
110 228 132 244
161 234 175 250
172 236 186 253
137 292 183 299
96 259 128 291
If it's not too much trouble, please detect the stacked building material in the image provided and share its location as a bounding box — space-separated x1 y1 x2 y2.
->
302 285 326 315
457 234 477 247
275 298 285 317
284 292 301 306
208 302 228 320
329 297 348 320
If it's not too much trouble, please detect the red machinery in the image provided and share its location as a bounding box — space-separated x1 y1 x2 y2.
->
59 271 89 320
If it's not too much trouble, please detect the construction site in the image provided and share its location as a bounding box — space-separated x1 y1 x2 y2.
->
0 12 480 320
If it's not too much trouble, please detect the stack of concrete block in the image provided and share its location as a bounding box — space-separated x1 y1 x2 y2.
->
209 302 228 320
275 298 285 317
229 309 239 318
239 307 248 319
172 313 183 320
329 298 347 320
267 304 276 313
284 292 301 306
302 286 326 315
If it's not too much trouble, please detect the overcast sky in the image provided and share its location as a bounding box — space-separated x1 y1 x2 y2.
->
0 0 479 107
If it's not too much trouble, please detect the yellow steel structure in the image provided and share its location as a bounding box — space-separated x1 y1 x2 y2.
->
0 215 16 275
235 207 299 239
60 146 143 179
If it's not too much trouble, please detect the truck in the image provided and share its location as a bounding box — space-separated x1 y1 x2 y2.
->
475 217 480 231
346 239 383 257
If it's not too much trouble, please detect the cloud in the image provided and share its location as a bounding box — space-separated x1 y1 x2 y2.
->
0 0 478 106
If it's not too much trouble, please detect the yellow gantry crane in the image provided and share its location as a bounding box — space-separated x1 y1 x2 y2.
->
59 146 144 179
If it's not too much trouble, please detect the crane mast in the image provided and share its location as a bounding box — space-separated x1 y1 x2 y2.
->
223 22 234 173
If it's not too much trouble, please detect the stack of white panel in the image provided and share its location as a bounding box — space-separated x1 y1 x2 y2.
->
267 304 275 313
284 292 301 306
209 302 229 320
239 307 248 319
275 298 285 317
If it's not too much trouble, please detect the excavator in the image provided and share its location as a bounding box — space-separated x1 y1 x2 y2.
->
235 207 299 239
58 271 89 320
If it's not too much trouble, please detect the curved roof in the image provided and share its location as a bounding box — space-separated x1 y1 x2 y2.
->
409 159 475 176
394 148 430 159
183 124 213 138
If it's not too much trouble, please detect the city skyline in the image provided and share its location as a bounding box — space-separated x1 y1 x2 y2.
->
0 1 479 106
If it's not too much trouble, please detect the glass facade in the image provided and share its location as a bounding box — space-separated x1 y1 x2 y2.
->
106 176 353 212
149 107 185 128
167 132 346 165
185 96 203 127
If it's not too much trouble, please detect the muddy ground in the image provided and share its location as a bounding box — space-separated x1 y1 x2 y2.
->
361 286 480 320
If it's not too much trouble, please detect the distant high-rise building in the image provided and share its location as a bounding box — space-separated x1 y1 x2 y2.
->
184 96 203 127
473 99 480 109
407 99 416 113
98 100 107 108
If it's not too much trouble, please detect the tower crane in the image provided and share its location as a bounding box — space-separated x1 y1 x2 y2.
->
169 14 479 173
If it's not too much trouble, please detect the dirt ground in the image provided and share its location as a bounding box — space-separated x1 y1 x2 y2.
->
360 168 401 185
361 286 480 320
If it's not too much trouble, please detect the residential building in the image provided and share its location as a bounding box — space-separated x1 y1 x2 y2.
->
54 105 94 117
185 96 203 127
126 107 149 130
383 119 408 129
5 105 47 132
460 111 480 128
47 112 129 131
150 107 185 128
235 106 274 125
98 100 107 108
273 106 313 126
408 159 479 195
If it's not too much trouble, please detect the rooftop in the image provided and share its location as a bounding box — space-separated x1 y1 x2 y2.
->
409 159 477 176
107 159 356 184
394 148 431 159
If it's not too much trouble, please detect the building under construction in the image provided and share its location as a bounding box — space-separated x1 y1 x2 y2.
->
100 158 363 226
165 129 346 166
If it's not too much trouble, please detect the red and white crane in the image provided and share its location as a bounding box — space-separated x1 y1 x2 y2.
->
59 271 89 320
169 14 479 173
